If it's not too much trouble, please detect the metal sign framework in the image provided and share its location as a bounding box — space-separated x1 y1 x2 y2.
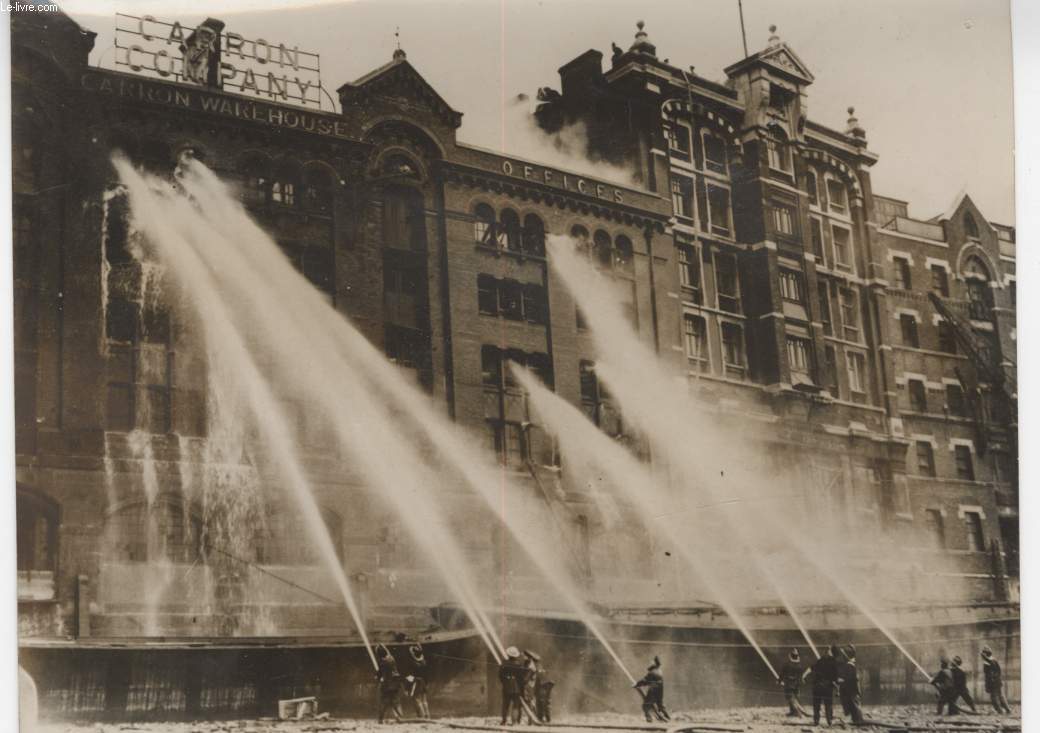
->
113 13 327 109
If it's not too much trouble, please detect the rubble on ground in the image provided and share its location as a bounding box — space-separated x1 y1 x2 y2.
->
33 705 1021 733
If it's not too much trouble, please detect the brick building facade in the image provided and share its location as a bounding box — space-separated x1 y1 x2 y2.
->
11 8 1017 720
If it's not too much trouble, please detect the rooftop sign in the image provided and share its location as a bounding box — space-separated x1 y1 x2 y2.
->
114 13 324 108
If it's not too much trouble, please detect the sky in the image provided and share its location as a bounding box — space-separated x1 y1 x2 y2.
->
62 0 1016 224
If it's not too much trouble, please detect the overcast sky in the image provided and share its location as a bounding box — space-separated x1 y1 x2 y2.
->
63 0 1015 224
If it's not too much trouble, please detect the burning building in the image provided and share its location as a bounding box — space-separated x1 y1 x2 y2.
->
11 7 1017 723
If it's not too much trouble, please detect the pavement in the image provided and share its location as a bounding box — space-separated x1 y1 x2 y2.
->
29 706 1021 733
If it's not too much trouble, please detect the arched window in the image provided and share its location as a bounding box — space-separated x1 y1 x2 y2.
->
382 153 421 180
271 161 300 206
614 235 634 274
964 256 992 319
474 203 496 245
106 498 202 564
593 230 613 269
302 167 334 214
964 212 980 239
571 225 590 258
522 214 546 257
500 209 522 252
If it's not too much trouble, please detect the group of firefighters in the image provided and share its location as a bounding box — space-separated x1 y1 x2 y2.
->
777 644 1014 726
372 640 1013 726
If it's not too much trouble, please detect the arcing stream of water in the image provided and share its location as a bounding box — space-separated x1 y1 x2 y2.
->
542 234 930 679
115 156 641 682
175 158 639 685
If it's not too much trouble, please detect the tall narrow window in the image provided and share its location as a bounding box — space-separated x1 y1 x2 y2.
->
826 179 847 214
908 379 927 412
818 285 832 336
477 274 498 316
900 314 919 347
945 384 966 416
383 186 426 251
846 351 866 395
703 134 727 174
931 265 950 296
683 314 708 368
721 322 746 374
667 124 691 161
771 204 797 237
779 270 805 304
671 176 694 219
832 227 851 268
892 257 912 289
474 203 496 246
810 217 824 260
964 510 984 550
766 135 790 173
786 336 813 377
916 442 936 476
955 447 975 482
500 209 522 252
708 186 731 235
593 230 613 269
839 287 859 341
614 235 634 274
499 280 523 321
571 225 590 258
678 245 702 304
937 321 958 354
715 253 740 313
522 214 546 257
805 170 818 206
963 211 980 239
823 345 839 393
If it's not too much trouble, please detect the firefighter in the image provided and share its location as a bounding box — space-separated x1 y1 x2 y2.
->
405 644 431 719
376 644 404 723
777 648 808 717
931 658 960 716
535 661 555 723
837 645 864 725
499 646 528 725
981 647 1012 714
810 645 839 726
950 656 977 713
633 656 670 722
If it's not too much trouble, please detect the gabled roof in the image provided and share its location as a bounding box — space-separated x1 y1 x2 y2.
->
724 42 815 85
338 53 463 129
931 188 971 223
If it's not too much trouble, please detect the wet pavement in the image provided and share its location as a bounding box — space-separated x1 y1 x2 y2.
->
31 707 1021 733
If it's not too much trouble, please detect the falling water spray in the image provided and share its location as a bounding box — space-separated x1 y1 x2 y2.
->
114 157 379 668
175 159 638 687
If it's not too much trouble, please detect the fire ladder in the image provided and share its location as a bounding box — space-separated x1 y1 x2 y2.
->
927 292 1017 457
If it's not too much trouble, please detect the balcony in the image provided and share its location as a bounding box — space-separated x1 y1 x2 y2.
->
882 216 945 242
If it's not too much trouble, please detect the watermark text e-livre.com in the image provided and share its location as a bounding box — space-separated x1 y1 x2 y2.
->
4 3 59 11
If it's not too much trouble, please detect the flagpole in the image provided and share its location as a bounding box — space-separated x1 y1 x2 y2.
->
738 0 749 57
